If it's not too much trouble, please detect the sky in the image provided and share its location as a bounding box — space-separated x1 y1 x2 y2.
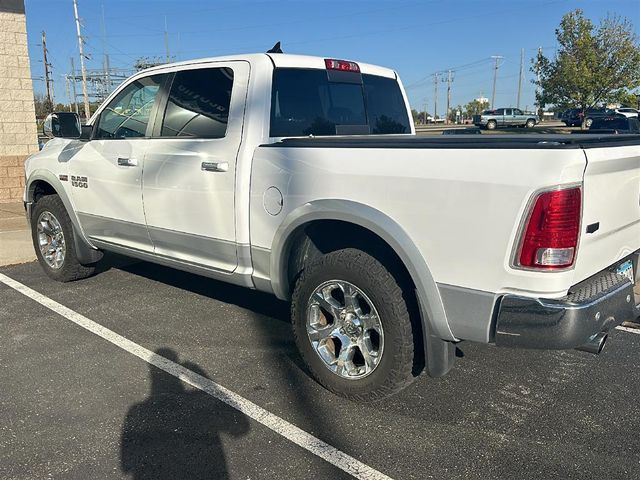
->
24 0 640 114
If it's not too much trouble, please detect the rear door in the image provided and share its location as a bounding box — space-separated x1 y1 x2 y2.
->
574 143 640 283
141 61 250 272
504 108 515 126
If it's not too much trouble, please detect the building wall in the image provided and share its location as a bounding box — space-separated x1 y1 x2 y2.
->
0 0 38 203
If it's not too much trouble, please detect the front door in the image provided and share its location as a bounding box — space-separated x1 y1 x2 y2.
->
142 62 249 272
69 74 166 251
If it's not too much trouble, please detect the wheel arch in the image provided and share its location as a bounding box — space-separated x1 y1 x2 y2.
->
270 200 456 344
26 170 101 264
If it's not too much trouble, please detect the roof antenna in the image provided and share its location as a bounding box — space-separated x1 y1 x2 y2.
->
267 41 283 54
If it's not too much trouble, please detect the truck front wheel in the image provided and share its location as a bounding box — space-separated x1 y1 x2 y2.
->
486 120 497 130
525 118 536 128
31 194 96 282
291 248 417 401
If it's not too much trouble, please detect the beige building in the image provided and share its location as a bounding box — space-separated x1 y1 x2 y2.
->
0 0 38 202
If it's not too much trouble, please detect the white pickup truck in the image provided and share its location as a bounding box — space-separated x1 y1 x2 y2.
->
25 53 640 400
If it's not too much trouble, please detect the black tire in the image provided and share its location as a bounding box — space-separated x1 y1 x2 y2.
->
486 120 497 130
525 118 536 128
31 195 96 282
585 117 593 128
291 248 418 401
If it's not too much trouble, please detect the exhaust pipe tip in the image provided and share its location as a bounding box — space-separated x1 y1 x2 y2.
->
575 332 608 355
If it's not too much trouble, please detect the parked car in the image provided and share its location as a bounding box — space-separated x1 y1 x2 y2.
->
473 108 538 130
27 52 640 400
562 108 615 127
587 114 640 133
614 107 640 118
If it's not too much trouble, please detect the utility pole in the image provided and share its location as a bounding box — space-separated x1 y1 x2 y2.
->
423 99 428 124
164 15 170 63
70 57 79 115
445 69 453 124
101 3 111 98
41 31 53 106
535 47 542 117
517 48 524 109
64 75 72 111
490 55 503 109
433 72 439 120
73 0 91 120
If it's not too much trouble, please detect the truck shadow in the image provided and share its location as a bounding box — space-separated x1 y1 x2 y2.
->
120 347 250 480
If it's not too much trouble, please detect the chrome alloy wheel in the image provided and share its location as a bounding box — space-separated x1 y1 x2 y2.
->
306 280 384 380
36 211 66 269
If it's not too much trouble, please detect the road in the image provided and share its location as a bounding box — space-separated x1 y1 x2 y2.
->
2 258 639 479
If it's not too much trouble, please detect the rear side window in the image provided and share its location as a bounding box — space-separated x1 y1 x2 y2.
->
270 68 410 137
160 67 234 138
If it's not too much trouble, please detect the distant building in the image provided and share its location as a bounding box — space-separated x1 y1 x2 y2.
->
475 96 489 104
0 0 38 202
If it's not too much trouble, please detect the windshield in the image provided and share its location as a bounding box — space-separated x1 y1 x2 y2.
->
270 68 410 137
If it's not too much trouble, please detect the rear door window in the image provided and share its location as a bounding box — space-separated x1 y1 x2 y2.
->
160 67 234 138
270 68 410 137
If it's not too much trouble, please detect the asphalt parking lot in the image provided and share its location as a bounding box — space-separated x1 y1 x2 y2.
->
2 256 640 480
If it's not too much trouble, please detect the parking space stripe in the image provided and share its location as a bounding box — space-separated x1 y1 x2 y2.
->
616 325 640 335
0 273 394 480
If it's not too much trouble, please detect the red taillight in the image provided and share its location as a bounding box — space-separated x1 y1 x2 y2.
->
517 187 581 269
324 58 360 72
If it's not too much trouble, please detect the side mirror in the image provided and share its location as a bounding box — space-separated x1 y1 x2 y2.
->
43 112 82 139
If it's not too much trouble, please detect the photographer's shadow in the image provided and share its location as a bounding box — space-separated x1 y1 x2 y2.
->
121 348 250 480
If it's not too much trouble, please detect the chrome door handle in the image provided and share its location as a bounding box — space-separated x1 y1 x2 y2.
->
117 157 138 167
201 161 229 172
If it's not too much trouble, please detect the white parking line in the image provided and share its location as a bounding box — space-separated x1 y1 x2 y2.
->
616 325 640 335
0 273 393 480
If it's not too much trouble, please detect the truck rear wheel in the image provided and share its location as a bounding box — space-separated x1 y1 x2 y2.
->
31 195 96 282
291 248 417 401
486 120 497 130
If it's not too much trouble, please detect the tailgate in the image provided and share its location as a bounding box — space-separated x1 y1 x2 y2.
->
574 143 640 287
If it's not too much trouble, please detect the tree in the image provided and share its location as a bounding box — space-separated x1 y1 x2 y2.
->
533 9 640 126
411 108 432 124
464 99 489 118
616 90 640 108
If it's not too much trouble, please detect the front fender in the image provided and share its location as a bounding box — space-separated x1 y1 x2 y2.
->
270 199 457 342
27 169 102 264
